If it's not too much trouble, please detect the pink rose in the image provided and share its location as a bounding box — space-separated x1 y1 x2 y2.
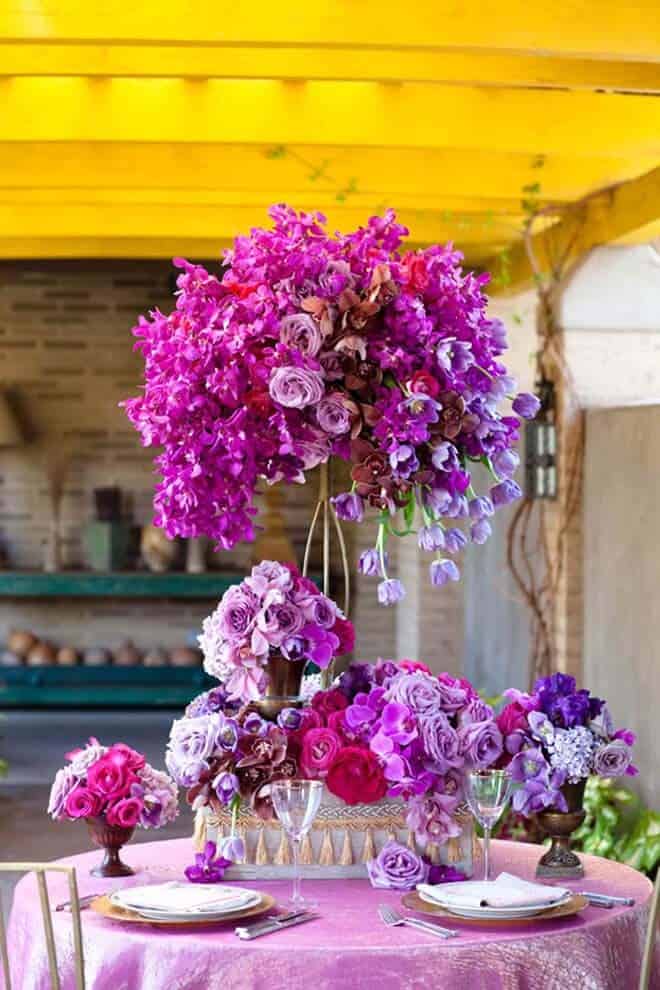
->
326 747 387 806
300 728 343 778
331 616 355 656
64 786 103 820
311 688 348 723
106 796 144 829
496 702 529 736
107 743 146 772
398 658 432 675
87 754 137 802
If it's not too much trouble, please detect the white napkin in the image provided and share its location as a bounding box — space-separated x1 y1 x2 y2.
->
113 882 256 915
418 873 570 910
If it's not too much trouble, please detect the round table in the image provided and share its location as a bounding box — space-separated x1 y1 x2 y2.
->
7 837 657 990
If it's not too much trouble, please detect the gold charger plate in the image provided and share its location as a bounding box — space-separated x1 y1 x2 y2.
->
402 891 588 926
91 892 276 928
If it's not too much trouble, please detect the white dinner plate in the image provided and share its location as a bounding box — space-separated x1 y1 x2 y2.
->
417 885 572 920
110 886 260 920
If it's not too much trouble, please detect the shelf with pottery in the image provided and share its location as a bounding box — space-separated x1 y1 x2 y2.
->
0 570 243 599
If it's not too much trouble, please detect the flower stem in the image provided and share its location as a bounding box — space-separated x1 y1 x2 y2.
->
376 521 389 580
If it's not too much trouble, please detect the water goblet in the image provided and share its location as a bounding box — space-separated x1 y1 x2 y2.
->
270 778 323 909
465 769 512 882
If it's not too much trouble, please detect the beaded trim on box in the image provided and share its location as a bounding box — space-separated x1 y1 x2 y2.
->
194 802 477 869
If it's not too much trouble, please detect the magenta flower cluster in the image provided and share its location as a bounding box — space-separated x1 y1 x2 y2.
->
495 673 638 816
197 560 354 704
48 738 179 830
124 206 535 602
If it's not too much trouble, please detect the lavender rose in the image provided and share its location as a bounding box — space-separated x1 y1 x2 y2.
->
317 393 352 435
460 720 503 769
592 739 633 778
48 766 77 820
269 366 325 408
255 595 304 647
366 840 429 891
419 713 463 771
280 313 323 357
216 586 258 641
165 713 237 787
387 671 445 716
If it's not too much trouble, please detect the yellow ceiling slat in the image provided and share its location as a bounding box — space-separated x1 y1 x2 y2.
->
0 187 539 217
0 201 525 247
0 143 653 204
1 78 659 158
486 165 660 292
3 43 660 93
2 1 660 59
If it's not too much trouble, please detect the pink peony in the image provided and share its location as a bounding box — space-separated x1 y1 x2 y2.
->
64 786 103 820
326 747 387 805
300 728 343 778
496 701 530 736
106 796 144 829
398 658 432 675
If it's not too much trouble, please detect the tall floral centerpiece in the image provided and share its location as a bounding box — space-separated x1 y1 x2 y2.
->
496 674 637 877
198 560 354 711
124 206 536 603
166 660 503 875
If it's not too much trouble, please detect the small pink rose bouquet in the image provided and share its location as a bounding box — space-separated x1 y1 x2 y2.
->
48 738 179 830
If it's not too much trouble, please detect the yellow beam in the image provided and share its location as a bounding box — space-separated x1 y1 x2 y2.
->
486 165 660 292
2 2 660 60
1 78 659 157
0 201 526 246
0 187 544 217
0 143 653 204
3 43 660 93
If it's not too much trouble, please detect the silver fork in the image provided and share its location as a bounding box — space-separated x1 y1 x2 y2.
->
378 904 458 939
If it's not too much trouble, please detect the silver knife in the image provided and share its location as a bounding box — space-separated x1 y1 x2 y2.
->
236 912 318 940
582 891 635 907
235 909 307 936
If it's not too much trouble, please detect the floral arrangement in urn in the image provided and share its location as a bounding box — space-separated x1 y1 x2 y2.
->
165 660 503 850
48 739 179 876
198 560 354 704
124 206 535 603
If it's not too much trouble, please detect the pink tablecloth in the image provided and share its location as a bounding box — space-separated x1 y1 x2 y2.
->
6 837 657 990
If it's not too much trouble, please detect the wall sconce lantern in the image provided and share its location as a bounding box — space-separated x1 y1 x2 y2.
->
524 379 557 500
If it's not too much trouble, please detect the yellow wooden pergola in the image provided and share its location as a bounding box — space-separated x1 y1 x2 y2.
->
2 1 660 288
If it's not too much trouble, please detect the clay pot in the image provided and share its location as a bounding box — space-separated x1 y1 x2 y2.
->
7 629 37 658
56 646 79 667
26 642 57 667
143 647 169 668
83 647 112 667
113 640 142 667
170 647 201 668
0 650 22 667
86 817 135 878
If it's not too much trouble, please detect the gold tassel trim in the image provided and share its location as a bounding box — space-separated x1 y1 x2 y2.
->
318 828 335 866
274 831 291 866
299 832 314 865
193 811 207 853
406 830 417 852
255 828 270 865
445 837 460 864
339 831 353 866
361 828 376 863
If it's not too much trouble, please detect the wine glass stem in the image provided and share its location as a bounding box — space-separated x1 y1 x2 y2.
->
291 836 301 904
483 826 491 882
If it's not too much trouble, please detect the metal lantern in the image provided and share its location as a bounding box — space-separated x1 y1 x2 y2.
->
524 380 557 500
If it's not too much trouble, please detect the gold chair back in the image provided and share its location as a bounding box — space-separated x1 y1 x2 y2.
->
639 867 660 990
0 863 85 990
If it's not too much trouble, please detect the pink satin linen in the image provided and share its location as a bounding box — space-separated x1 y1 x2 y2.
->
6 838 657 990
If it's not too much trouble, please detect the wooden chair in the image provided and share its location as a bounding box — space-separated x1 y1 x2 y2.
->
0 863 85 990
640 868 660 990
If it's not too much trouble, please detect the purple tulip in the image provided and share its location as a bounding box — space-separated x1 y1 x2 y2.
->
417 524 445 552
331 492 364 522
491 449 519 479
212 771 239 805
217 834 246 863
468 496 494 520
470 519 492 544
358 548 385 577
513 393 541 419
377 578 406 606
429 559 460 586
491 480 523 507
444 528 468 554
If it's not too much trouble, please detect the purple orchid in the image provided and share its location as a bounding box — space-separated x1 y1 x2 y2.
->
184 841 232 884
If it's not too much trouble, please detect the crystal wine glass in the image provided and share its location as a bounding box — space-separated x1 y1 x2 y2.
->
465 769 512 882
270 779 323 908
